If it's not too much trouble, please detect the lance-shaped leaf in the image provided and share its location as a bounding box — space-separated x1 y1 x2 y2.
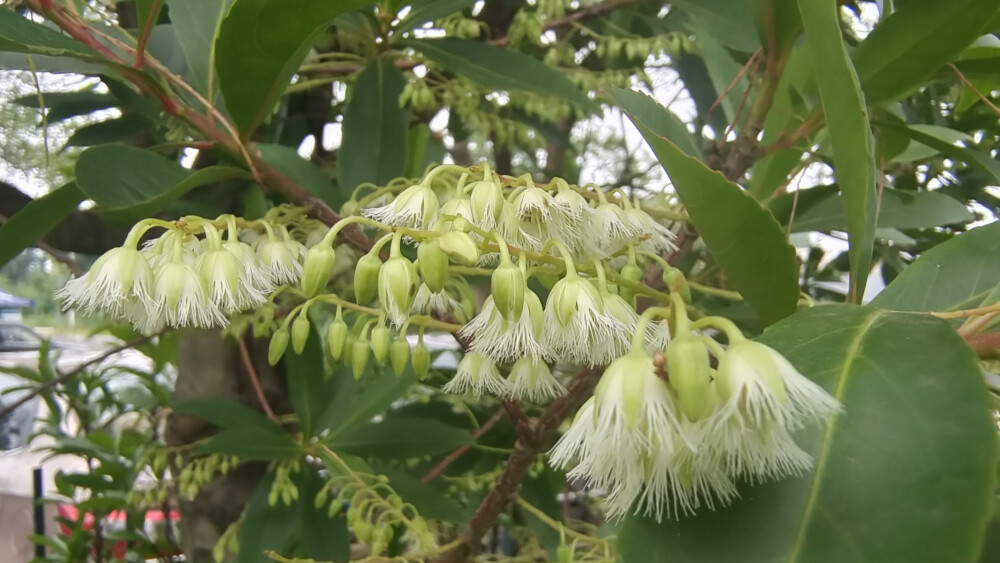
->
0 183 84 269
165 0 233 98
619 305 997 563
609 88 798 325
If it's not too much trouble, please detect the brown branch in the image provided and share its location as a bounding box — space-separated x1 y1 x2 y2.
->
0 332 160 420
964 331 1000 356
237 336 278 422
489 0 641 47
432 367 599 563
949 63 1000 117
421 408 506 484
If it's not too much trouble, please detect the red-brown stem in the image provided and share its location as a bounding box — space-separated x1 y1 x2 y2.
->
421 408 506 484
237 336 278 422
134 0 163 69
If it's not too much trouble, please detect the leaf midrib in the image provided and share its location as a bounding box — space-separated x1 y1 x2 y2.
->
786 309 884 562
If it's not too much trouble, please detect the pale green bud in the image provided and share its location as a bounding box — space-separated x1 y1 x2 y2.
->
417 239 449 293
665 334 714 421
268 328 289 366
300 245 336 297
491 260 525 321
390 337 410 376
370 324 391 362
619 261 643 303
354 520 373 543
451 215 472 233
470 179 505 227
378 256 418 318
354 252 382 304
412 339 431 379
438 231 480 265
327 317 349 361
663 266 691 303
557 544 574 563
352 338 370 379
343 336 355 365
291 315 311 354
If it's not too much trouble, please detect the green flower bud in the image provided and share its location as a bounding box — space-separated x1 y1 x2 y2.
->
438 231 480 265
557 544 574 563
268 328 289 366
352 338 370 379
370 324 391 362
417 239 449 293
291 315 311 354
491 260 525 321
663 266 691 303
470 179 505 226
354 520 373 543
378 256 418 321
665 334 714 421
390 337 410 376
327 317 349 361
300 245 336 297
412 339 431 379
340 200 361 217
343 336 355 365
619 261 643 303
354 253 382 304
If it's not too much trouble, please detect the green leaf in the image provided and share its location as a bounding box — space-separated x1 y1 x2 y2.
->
284 326 335 439
327 417 471 459
63 114 155 148
322 367 417 437
619 305 997 563
0 8 96 59
13 91 117 123
770 186 973 233
172 396 284 435
338 58 411 192
134 0 165 32
872 221 1000 312
881 122 1000 185
605 87 701 159
293 469 351 560
610 88 798 325
75 144 249 216
403 38 600 113
395 0 476 34
796 0 876 303
214 0 377 134
749 0 801 63
194 427 301 460
694 32 749 128
256 143 342 208
853 0 1000 104
0 182 83 270
377 467 466 522
671 0 760 52
165 0 233 97
237 470 297 563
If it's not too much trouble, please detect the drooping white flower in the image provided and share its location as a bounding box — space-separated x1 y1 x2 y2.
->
378 256 418 327
499 186 555 251
56 246 154 319
469 178 506 231
442 352 509 396
146 259 227 329
410 283 470 323
542 274 627 366
196 227 270 314
590 201 635 254
506 356 565 402
599 291 641 360
256 227 306 286
550 187 593 251
363 183 439 229
626 205 677 253
460 292 551 364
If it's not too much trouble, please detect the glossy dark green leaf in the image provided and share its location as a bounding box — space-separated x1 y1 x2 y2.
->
284 326 335 439
237 470 297 563
378 467 466 522
606 87 701 159
872 221 1000 312
619 306 997 563
256 143 342 208
293 469 351 560
13 91 117 123
749 0 801 63
172 396 284 435
395 0 476 34
0 8 96 59
797 0 876 303
63 114 155 148
404 38 600 113
881 122 1000 185
694 32 749 129
853 0 1000 104
338 58 411 192
769 186 973 233
322 367 417 437
0 182 83 269
194 427 300 460
165 0 233 97
672 0 760 52
75 144 248 216
215 0 376 134
328 417 471 459
611 88 799 324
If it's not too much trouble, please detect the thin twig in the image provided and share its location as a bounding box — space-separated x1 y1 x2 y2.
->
0 332 160 420
421 408 506 483
949 63 1000 117
134 0 162 68
237 336 278 422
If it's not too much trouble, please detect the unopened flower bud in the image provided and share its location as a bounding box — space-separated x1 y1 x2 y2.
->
663 266 691 303
268 328 289 366
327 317 348 360
390 337 410 376
665 334 714 421
354 252 382 304
378 256 418 324
412 339 430 379
451 216 471 232
618 261 643 303
291 314 311 354
352 338 370 379
300 245 336 297
491 260 525 321
417 239 449 293
470 179 505 228
340 200 361 217
370 324 391 362
438 231 480 265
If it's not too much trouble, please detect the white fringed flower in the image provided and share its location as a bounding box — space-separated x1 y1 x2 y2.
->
506 356 565 402
363 184 439 229
542 274 626 366
590 201 635 254
500 187 555 251
410 283 469 323
146 259 227 329
460 292 551 364
196 229 271 314
600 291 640 360
442 352 509 396
378 256 418 327
56 246 154 319
256 229 306 286
469 178 505 231
626 205 677 253
550 187 592 250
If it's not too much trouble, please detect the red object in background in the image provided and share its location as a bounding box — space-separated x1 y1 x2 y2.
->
56 505 182 560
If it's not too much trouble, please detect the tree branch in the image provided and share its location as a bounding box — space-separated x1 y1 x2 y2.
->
489 0 642 47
